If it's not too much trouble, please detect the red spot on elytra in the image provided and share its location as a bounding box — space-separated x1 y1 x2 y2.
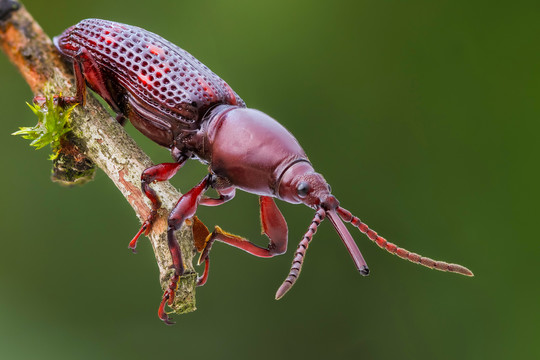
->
196 77 217 101
104 35 115 45
147 44 165 57
138 74 151 87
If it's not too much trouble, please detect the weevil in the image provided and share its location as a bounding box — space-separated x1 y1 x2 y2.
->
54 19 473 324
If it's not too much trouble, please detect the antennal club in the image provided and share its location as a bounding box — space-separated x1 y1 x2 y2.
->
336 206 474 276
275 208 326 300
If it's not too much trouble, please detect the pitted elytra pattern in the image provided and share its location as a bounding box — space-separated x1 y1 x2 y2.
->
56 18 244 126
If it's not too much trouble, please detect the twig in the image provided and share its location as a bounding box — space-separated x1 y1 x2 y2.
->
0 1 197 314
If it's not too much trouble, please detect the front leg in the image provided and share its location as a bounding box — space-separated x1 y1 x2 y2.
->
188 186 236 286
158 175 211 324
199 196 288 260
195 196 288 288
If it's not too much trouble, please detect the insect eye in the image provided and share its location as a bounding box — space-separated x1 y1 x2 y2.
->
327 184 332 193
296 181 310 198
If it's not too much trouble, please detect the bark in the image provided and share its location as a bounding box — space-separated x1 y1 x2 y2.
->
0 1 197 315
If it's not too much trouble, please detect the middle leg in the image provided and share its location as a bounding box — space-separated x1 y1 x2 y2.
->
129 158 187 251
158 175 211 324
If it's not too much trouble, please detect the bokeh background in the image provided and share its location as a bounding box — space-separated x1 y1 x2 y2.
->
1 0 538 359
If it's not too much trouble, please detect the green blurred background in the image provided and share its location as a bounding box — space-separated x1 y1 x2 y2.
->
1 0 538 359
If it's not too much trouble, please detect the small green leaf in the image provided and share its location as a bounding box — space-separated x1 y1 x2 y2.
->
12 97 76 159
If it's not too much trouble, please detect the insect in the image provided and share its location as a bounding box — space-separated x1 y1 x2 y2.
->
54 19 473 324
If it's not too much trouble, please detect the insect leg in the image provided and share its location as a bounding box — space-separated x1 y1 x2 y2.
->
129 158 187 251
198 196 288 268
60 48 123 115
199 187 236 206
190 216 211 286
34 56 86 108
188 187 236 285
57 56 86 106
159 175 211 324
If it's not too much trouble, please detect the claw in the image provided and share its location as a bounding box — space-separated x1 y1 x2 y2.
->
156 273 180 324
128 221 149 253
196 257 210 286
129 210 158 253
158 294 175 325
